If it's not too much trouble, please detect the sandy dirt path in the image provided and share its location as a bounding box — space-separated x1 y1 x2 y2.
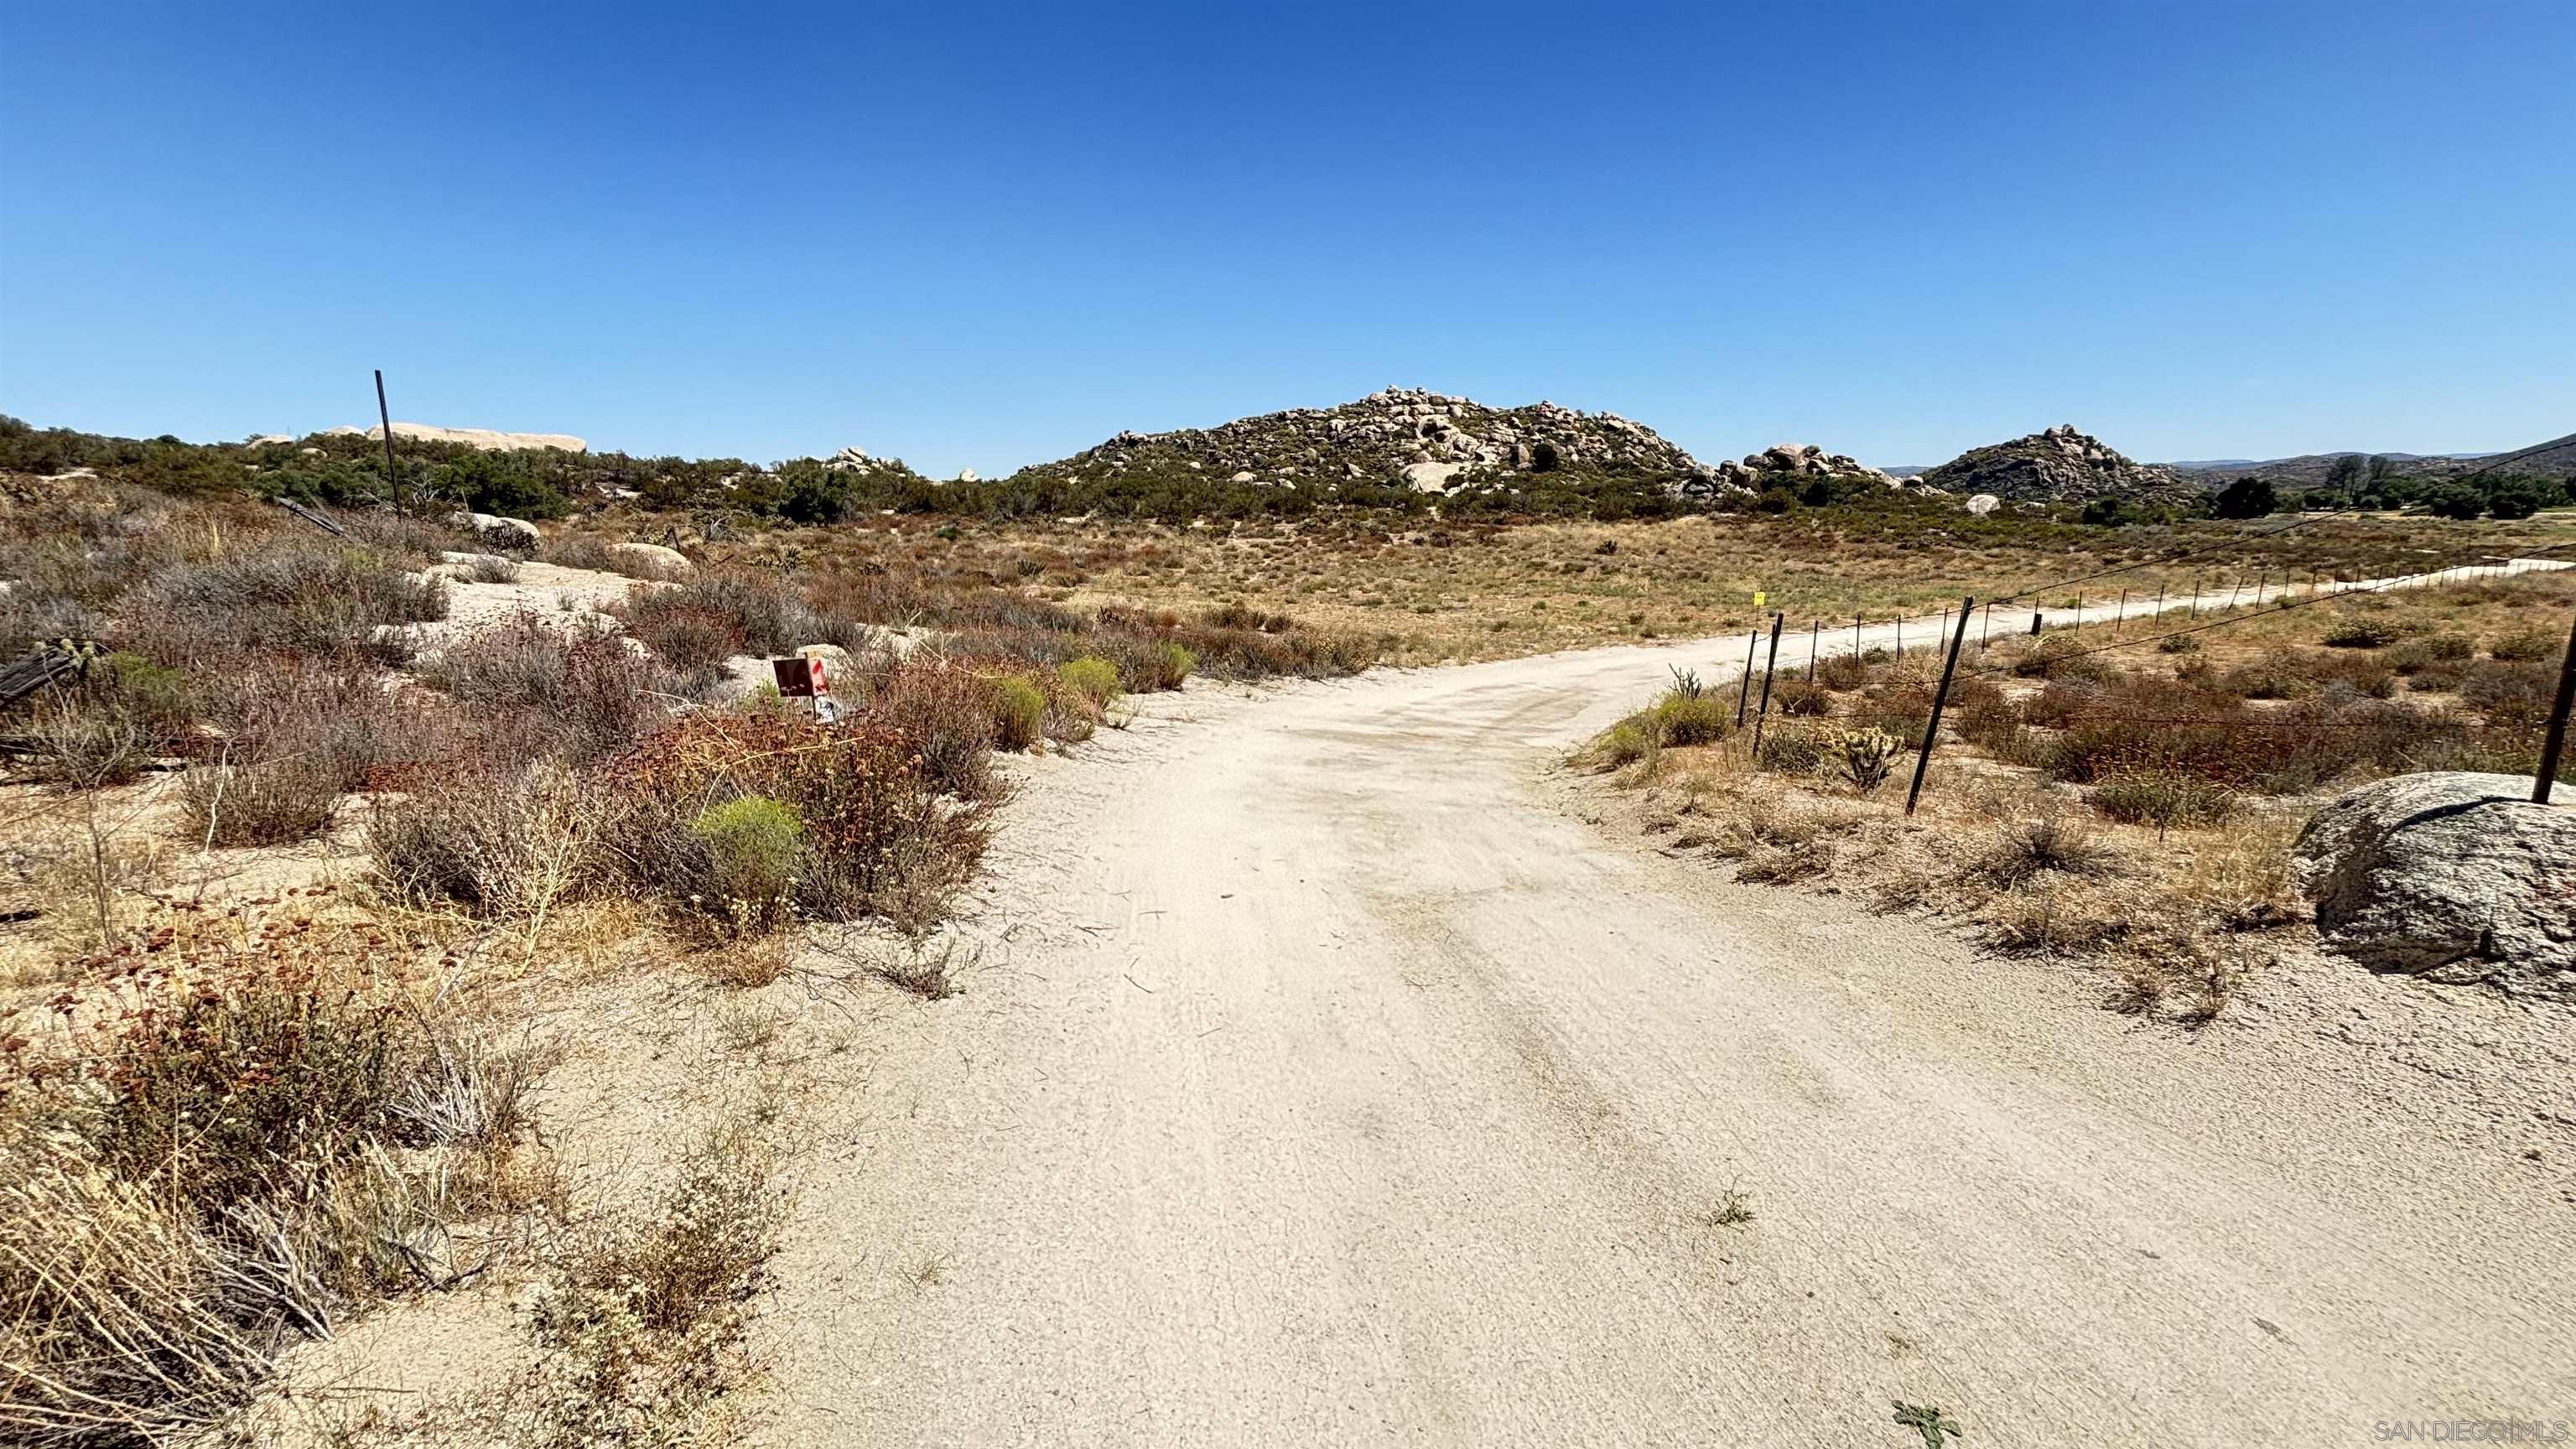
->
757 568 2576 1449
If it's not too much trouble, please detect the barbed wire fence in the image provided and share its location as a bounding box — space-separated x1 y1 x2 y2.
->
1715 527 2576 813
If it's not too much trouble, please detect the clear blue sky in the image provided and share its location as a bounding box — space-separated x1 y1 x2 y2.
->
3 2 2569 476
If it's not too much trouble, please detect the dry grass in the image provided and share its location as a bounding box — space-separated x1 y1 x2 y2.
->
512 1114 787 1449
646 506 2576 666
0 896 563 1446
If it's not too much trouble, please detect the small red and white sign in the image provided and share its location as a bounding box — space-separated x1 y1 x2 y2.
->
771 655 830 698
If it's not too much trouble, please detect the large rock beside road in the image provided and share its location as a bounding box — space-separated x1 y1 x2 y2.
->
2292 771 2576 998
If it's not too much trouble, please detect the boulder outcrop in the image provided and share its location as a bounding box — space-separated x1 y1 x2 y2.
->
1917 424 2194 505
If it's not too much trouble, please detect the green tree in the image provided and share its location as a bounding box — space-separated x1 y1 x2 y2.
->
2423 480 2485 520
2212 476 2277 519
2080 495 2139 527
2324 455 2366 496
2485 475 2550 521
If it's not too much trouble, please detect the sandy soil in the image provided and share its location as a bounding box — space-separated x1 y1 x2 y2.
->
740 589 2576 1446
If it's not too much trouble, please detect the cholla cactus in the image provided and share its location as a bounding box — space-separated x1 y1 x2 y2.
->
1837 726 1901 793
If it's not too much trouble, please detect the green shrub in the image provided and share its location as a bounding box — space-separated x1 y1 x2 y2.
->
103 652 191 734
1815 653 1871 690
2388 633 2475 674
2490 626 2563 663
1059 656 1122 708
1770 678 1830 715
1597 718 1655 768
1757 725 1829 774
2155 633 2203 655
2222 662 2316 701
990 676 1046 750
181 756 345 846
2323 619 2402 649
690 796 803 917
1123 640 1195 693
1652 693 1733 747
2090 771 2241 830
2011 635 2118 683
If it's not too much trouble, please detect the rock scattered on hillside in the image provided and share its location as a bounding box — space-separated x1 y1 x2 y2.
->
1916 424 2194 505
1709 443 1897 492
2293 771 2576 1000
328 422 588 454
1020 387 1726 496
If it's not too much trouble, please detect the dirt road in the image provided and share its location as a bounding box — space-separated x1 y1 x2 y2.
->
761 579 2576 1448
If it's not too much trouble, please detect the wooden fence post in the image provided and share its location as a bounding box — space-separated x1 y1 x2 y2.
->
1807 617 1820 682
1905 595 1975 817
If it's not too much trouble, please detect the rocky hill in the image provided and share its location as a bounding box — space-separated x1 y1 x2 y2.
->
1014 387 1732 496
1917 424 2199 505
1011 387 1914 508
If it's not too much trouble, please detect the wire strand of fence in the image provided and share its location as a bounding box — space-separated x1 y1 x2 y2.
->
1959 428 2576 613
1955 543 2576 681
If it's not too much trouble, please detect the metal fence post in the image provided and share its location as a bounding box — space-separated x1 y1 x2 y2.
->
1807 617 1820 682
1748 613 1785 766
2535 611 2576 805
1735 626 1759 726
1905 595 1975 817
374 369 404 514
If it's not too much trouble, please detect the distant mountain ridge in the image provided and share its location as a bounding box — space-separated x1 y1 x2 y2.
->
2162 441 2572 487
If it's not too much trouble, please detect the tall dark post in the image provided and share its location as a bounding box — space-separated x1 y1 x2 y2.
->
1852 612 1862 659
2534 612 2576 805
1735 626 1759 726
1905 596 1975 818
1807 617 1820 682
1979 600 1992 648
2114 588 2127 632
1748 613 1785 764
374 369 403 513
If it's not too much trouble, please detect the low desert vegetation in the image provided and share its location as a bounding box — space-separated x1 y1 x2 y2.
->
1590 566 2576 1023
0 452 1385 1441
0 893 558 1445
2 420 2566 1438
